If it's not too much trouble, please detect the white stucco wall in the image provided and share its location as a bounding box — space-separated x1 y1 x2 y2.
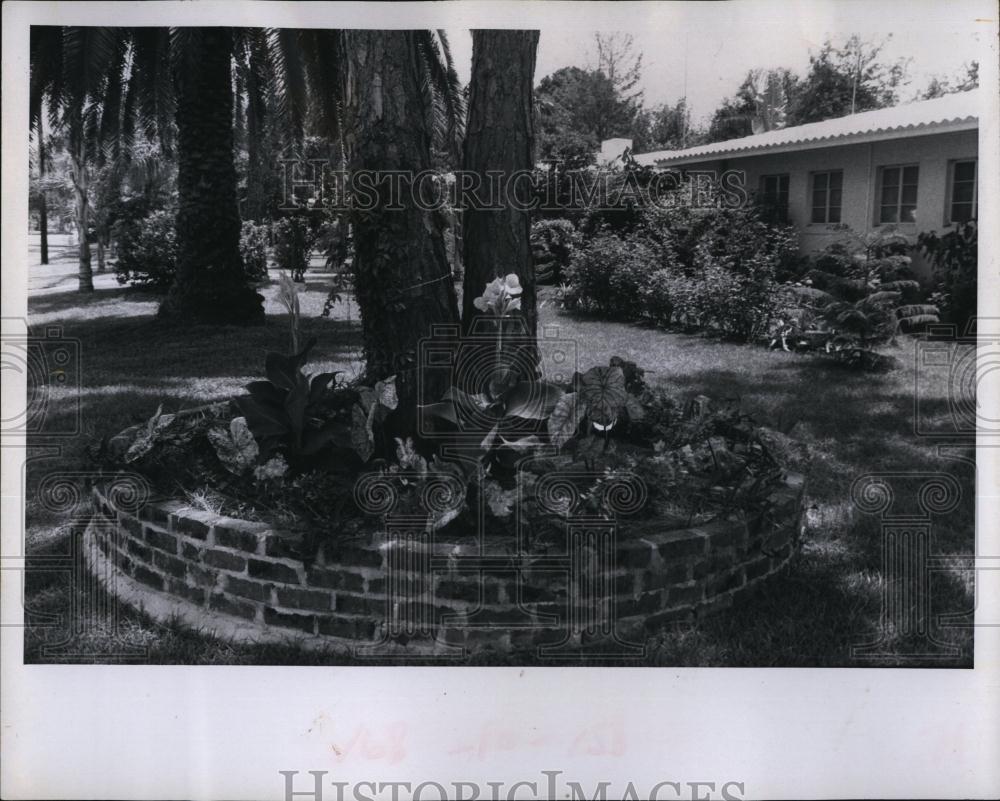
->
659 129 978 279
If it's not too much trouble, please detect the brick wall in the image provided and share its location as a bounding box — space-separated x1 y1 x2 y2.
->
86 471 805 657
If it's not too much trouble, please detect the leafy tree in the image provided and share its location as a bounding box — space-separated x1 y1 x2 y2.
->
706 69 797 143
536 66 638 164
788 35 909 125
922 61 979 99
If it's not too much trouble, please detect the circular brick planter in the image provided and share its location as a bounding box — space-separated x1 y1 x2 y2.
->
85 471 806 658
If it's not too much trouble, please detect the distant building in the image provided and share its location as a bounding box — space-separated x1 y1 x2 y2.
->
629 90 979 275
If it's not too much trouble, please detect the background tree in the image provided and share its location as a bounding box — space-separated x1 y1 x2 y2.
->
706 69 797 143
789 35 909 124
922 61 979 99
462 29 540 366
159 28 264 324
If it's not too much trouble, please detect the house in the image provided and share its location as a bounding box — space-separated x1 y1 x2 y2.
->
629 89 979 278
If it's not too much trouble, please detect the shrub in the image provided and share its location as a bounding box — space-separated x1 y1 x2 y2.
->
239 220 270 280
530 218 580 283
272 215 316 281
111 209 177 289
918 221 976 330
563 234 656 319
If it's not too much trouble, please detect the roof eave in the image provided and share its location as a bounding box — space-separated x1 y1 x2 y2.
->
640 118 978 167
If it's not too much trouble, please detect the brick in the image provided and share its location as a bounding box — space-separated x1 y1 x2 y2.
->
187 564 217 589
263 531 305 559
698 593 734 616
644 606 695 629
248 558 300 584
210 593 257 621
318 615 377 640
617 591 663 618
139 504 170 526
520 580 565 603
214 523 262 552
708 525 746 549
308 567 364 593
707 568 745 596
276 587 333 612
613 572 638 596
171 513 209 540
203 549 247 573
324 544 383 569
668 583 704 607
692 552 735 580
264 606 315 633
436 579 482 603
225 575 272 602
616 545 652 568
153 550 187 578
144 526 177 554
745 556 772 581
658 534 707 559
335 593 371 616
642 564 690 590
181 541 201 561
168 579 207 606
134 565 164 591
119 514 142 538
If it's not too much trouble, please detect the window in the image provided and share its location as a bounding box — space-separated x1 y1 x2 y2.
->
877 165 919 224
948 159 977 224
759 174 790 222
810 170 843 224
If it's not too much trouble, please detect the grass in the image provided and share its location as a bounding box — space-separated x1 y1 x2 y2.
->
21 256 975 666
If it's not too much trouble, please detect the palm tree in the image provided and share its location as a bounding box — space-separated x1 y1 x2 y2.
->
271 29 466 405
30 27 128 292
158 28 264 324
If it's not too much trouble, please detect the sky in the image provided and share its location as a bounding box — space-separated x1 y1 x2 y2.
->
446 0 990 127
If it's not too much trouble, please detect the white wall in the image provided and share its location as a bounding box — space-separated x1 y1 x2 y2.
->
666 130 978 279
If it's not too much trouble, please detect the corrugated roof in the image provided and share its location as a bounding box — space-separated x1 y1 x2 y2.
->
635 89 979 166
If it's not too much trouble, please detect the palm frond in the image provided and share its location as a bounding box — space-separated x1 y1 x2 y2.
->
414 29 466 161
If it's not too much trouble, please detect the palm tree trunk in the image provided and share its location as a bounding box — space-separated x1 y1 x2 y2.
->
68 129 94 293
38 118 49 265
160 28 264 325
461 31 539 362
340 30 460 408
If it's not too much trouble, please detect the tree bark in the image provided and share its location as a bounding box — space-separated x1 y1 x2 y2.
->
160 28 264 325
340 30 460 408
461 30 539 365
69 129 94 293
38 117 49 265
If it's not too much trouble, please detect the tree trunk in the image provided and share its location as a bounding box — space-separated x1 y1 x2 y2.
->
38 118 49 265
160 28 264 325
68 131 94 293
340 30 460 408
96 237 106 273
461 30 539 375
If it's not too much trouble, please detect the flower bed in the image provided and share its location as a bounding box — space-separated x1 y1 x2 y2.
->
85 467 806 656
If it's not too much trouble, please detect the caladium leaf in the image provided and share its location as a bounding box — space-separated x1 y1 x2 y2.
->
246 380 286 407
350 403 374 461
499 434 544 452
308 372 339 405
547 392 585 450
123 405 175 463
207 416 259 474
504 380 564 420
580 366 627 424
233 395 290 438
375 375 398 410
483 478 516 518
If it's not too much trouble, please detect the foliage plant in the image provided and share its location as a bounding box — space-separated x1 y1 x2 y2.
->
918 221 977 330
239 220 270 280
271 215 317 282
111 209 178 289
530 218 581 284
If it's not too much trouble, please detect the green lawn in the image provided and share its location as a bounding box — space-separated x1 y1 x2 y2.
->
23 266 975 666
